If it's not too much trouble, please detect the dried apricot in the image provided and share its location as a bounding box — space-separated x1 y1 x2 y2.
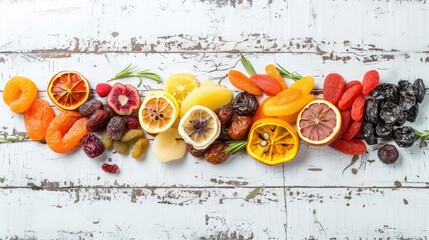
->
362 70 379 95
3 76 38 113
265 64 287 90
323 73 345 105
351 95 365 121
24 99 55 140
264 94 315 116
270 88 303 105
228 70 263 96
331 139 366 155
342 120 363 141
289 76 314 95
253 97 299 124
338 110 351 139
344 80 362 91
250 74 282 96
338 85 363 110
45 111 89 153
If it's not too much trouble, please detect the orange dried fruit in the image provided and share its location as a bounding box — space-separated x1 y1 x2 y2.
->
228 70 263 96
47 71 90 111
2 76 38 113
250 74 283 96
289 76 314 95
45 111 89 153
253 97 299 124
24 99 55 140
265 64 287 90
264 94 315 116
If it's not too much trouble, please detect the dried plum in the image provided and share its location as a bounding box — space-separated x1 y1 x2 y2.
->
393 126 416 147
362 122 377 145
232 92 258 117
215 105 234 126
406 105 419 122
364 99 379 125
397 80 416 111
394 110 407 126
82 134 105 158
413 78 426 103
378 144 399 164
379 101 403 125
375 122 393 138
371 83 397 101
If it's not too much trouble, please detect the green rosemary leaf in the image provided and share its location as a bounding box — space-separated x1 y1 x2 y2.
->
246 187 262 200
240 54 256 76
224 140 247 154
108 64 162 84
276 63 302 81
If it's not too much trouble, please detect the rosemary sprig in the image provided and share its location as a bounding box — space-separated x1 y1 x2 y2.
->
415 129 429 148
224 140 247 154
108 63 162 87
0 135 28 143
276 63 303 81
240 54 256 76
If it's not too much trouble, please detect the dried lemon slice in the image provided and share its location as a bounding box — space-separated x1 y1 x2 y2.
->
164 73 199 104
178 105 220 149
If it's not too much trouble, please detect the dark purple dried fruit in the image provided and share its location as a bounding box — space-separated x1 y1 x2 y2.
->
204 142 231 164
397 80 416 111
125 116 139 129
364 99 379 125
413 78 426 103
106 116 126 140
215 105 234 126
218 127 233 141
394 110 407 126
379 101 403 125
79 99 103 117
86 110 111 132
375 122 393 138
187 144 206 158
378 144 399 164
406 104 419 122
228 116 253 140
371 83 397 101
82 134 105 158
393 126 416 147
362 122 377 145
103 104 117 118
232 92 258 117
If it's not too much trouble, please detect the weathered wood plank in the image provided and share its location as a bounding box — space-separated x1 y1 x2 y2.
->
0 0 428 54
0 187 285 239
286 187 429 239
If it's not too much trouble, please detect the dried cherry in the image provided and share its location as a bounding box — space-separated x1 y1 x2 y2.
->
125 116 139 129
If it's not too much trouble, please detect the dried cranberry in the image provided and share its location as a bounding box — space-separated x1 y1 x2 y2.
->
101 163 119 173
82 134 105 158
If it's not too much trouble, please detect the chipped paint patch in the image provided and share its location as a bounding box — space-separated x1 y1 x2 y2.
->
0 57 5 63
38 52 71 58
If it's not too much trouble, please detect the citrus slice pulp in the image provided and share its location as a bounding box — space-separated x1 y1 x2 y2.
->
164 73 199 104
139 91 179 134
246 118 300 166
178 105 220 149
47 71 90 110
297 99 342 146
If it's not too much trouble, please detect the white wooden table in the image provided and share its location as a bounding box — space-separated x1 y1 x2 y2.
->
1 1 429 239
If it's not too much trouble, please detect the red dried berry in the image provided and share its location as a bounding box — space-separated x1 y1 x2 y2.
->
351 95 365 122
82 134 105 158
323 73 345 105
249 74 282 96
338 85 363 110
344 80 362 91
331 139 366 155
342 120 363 141
101 163 119 173
338 110 351 139
95 83 112 98
125 116 139 129
362 70 379 95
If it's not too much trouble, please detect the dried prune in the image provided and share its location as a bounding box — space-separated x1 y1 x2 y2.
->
102 163 118 174
106 116 126 140
132 138 149 159
204 142 231 164
79 99 103 117
375 122 393 138
232 92 258 117
362 122 377 145
413 78 426 103
406 104 419 122
378 144 399 164
215 105 234 126
394 110 407 126
364 99 379 125
82 134 105 158
379 101 403 125
228 116 253 140
393 126 416 147
103 104 117 118
398 80 416 111
86 109 111 132
371 83 397 101
218 127 233 141
187 144 206 158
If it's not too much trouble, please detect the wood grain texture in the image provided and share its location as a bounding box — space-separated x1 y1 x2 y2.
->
1 0 429 238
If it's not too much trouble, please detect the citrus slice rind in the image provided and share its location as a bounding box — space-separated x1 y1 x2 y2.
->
246 118 300 166
297 99 342 146
164 73 199 104
139 91 179 134
178 105 220 150
47 71 90 111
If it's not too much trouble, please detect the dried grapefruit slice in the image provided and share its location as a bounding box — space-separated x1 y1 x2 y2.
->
297 99 342 146
139 91 179 134
47 71 90 110
246 118 300 166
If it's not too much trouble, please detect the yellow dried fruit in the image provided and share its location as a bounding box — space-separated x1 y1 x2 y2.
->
120 129 144 142
113 141 129 155
101 131 113 149
132 138 149 159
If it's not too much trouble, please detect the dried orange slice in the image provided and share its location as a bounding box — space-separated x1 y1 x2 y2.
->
139 91 179 134
246 118 300 166
47 71 90 110
297 99 342 146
